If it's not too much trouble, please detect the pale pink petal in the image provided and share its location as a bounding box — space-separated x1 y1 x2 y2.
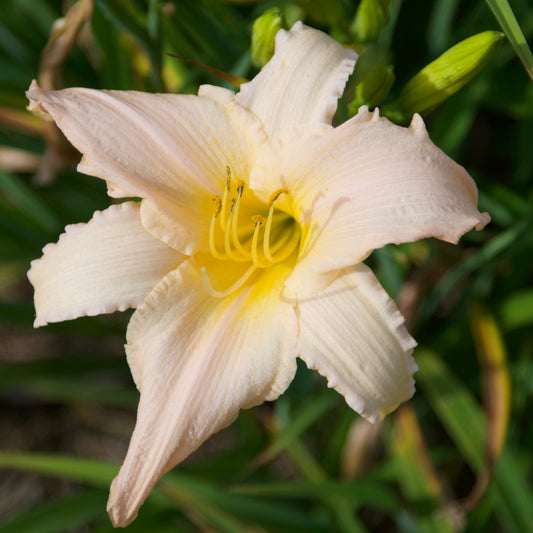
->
257 108 490 294
28 202 184 327
296 264 418 423
107 260 298 527
236 22 357 141
26 80 267 254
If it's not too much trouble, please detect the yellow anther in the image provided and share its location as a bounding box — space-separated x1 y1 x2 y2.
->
268 188 287 206
225 166 232 188
220 168 232 230
201 264 257 298
212 196 222 217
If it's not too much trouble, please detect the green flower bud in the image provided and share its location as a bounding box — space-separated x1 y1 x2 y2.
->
251 8 284 68
351 0 390 43
383 31 504 122
349 65 395 113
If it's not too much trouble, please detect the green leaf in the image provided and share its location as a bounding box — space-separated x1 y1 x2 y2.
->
0 452 326 532
164 475 329 533
485 0 533 81
416 350 533 533
92 3 134 89
499 289 533 329
0 167 61 236
231 479 400 512
0 453 118 488
421 217 533 320
0 490 107 533
261 389 338 464
391 406 455 533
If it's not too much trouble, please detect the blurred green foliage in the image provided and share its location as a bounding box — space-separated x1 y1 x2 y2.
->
1 0 532 532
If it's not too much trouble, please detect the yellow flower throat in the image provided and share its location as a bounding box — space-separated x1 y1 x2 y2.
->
201 168 301 297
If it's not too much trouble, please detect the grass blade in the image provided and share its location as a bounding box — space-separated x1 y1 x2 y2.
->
485 0 533 81
416 350 533 533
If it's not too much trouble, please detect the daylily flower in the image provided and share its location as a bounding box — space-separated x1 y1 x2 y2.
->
27 22 489 527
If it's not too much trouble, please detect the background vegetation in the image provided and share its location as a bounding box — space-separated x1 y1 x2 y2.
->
0 0 532 531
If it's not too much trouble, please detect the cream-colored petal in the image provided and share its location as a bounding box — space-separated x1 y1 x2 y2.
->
280 109 490 294
296 264 418 423
107 260 298 527
28 202 184 327
236 22 357 141
26 80 267 254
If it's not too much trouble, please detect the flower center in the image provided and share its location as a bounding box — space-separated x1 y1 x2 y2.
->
201 167 300 297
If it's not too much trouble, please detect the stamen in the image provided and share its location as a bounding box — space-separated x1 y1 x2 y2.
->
201 264 256 298
212 195 222 217
225 166 231 189
231 182 250 257
224 213 246 261
220 166 232 230
209 196 228 260
252 215 264 226
251 215 269 268
268 188 287 206
207 170 299 282
264 189 287 262
224 206 250 263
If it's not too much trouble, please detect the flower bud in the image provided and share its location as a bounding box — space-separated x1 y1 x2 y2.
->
350 0 390 43
349 65 395 112
383 31 503 121
251 8 284 67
